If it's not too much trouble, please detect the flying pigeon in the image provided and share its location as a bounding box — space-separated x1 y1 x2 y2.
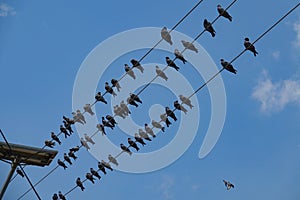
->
179 95 194 109
51 132 61 145
69 145 80 152
155 65 168 81
90 168 101 179
120 100 131 115
174 100 187 114
105 82 117 97
131 59 144 73
124 64 136 79
98 161 107 174
86 172 96 184
60 125 70 138
127 97 138 107
174 49 187 64
16 168 24 178
139 129 152 141
203 19 216 37
76 177 85 191
220 59 237 74
160 113 171 127
145 123 156 138
151 120 165 132
80 138 90 150
52 193 58 200
128 138 140 151
166 107 177 121
134 133 146 146
45 140 55 148
101 160 113 171
106 115 117 127
165 57 180 71
244 37 258 57
181 40 198 53
84 133 95 145
161 27 173 45
217 5 232 22
96 123 106 136
120 143 132 155
223 180 234 190
83 103 94 116
108 154 119 166
63 153 72 165
57 159 67 170
95 92 107 104
58 191 66 200
130 93 142 104
102 116 114 129
111 78 121 92
68 150 77 160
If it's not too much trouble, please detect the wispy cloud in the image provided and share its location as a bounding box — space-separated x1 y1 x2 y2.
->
271 50 280 60
252 70 300 113
293 18 300 48
0 3 16 17
158 176 175 200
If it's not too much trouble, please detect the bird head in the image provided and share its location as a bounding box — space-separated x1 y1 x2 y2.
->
217 4 221 8
220 59 224 62
244 37 250 41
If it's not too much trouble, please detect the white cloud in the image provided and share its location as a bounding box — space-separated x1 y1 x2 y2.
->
293 18 300 48
252 70 300 113
0 3 16 17
272 50 280 60
158 176 175 200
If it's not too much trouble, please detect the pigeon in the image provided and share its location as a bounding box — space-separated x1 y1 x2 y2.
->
130 93 142 104
161 27 173 45
220 59 237 74
58 191 66 200
76 177 85 191
52 193 58 200
166 107 177 121
165 57 180 71
223 180 234 190
90 168 101 179
69 145 80 152
151 120 165 132
80 138 90 150
174 100 187 114
86 172 96 184
127 96 138 107
203 19 216 37
83 103 94 116
131 59 144 73
217 5 232 22
68 150 77 160
106 115 117 127
105 82 117 97
179 95 194 109
111 78 121 92
101 160 113 171
138 129 152 141
244 37 258 57
63 121 73 135
63 116 75 125
128 138 140 151
120 143 132 155
63 153 72 165
124 64 136 79
84 133 95 145
76 110 86 124
102 116 114 129
120 100 131 115
134 133 146 146
174 49 187 64
57 159 67 170
155 66 168 81
16 168 24 178
108 154 119 166
96 123 106 135
60 125 70 138
98 161 107 174
45 140 55 148
145 123 156 138
181 40 198 53
72 112 84 125
114 105 126 119
51 132 61 145
95 92 107 104
160 113 172 127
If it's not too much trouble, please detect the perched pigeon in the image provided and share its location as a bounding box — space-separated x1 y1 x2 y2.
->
76 177 85 191
244 37 258 57
128 138 140 151
120 100 131 115
96 123 106 136
155 66 168 81
86 172 96 184
131 59 144 73
52 193 58 200
181 40 198 53
166 57 180 71
151 120 165 132
145 123 156 138
166 107 177 121
63 121 73 135
161 27 173 45
68 150 77 160
90 168 101 180
16 168 24 178
223 180 234 190
220 59 237 74
98 161 107 174
95 92 107 104
69 145 80 152
160 113 171 127
63 116 75 125
106 115 117 127
179 95 194 109
111 78 121 92
84 133 95 145
76 110 86 124
51 132 61 145
105 82 117 97
83 103 94 116
125 64 136 79
174 100 187 114
101 160 113 171
60 125 70 139
57 159 67 170
102 116 114 129
174 49 187 64
120 143 132 155
108 154 119 166
139 129 152 141
127 97 138 107
80 138 90 150
64 153 72 165
58 191 66 200
72 112 84 125
45 140 55 148
217 5 232 22
203 19 216 37
114 105 126 119
134 133 146 146
130 93 142 104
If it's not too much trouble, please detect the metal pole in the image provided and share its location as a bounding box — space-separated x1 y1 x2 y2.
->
0 158 19 199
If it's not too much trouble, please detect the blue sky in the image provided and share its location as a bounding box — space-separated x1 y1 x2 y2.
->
1 0 300 199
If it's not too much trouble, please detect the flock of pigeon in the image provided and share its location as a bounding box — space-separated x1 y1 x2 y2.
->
16 4 259 199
